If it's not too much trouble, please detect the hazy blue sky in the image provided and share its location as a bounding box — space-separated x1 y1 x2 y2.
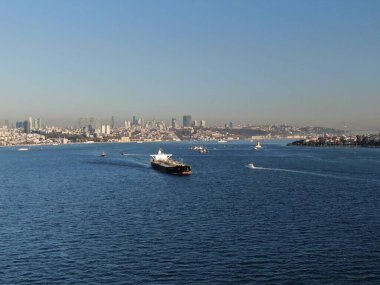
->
0 0 379 129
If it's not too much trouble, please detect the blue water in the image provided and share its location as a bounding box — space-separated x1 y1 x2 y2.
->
1 141 380 284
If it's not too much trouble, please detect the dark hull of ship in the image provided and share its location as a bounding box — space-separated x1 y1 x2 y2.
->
151 162 192 175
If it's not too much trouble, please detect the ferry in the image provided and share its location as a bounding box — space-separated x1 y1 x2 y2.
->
18 147 29 151
150 149 192 175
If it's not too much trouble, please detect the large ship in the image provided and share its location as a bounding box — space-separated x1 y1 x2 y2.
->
150 149 192 175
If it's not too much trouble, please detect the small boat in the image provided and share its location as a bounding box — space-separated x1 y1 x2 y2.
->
100 152 107 157
254 141 263 150
191 146 208 153
18 147 29 151
121 152 128 156
246 163 256 169
199 147 208 154
190 146 202 150
217 139 227 143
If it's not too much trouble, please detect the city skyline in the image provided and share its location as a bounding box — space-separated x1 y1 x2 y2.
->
0 1 379 130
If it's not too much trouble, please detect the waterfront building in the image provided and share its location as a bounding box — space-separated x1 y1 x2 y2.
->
183 115 192 128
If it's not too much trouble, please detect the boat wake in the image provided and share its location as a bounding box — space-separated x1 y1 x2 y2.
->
247 166 380 183
88 158 150 168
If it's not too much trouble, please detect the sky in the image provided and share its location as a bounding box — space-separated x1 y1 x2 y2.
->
0 0 379 129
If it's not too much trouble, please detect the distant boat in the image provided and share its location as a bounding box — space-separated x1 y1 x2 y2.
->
199 147 208 154
121 152 128 156
100 152 107 157
18 147 29 151
191 146 209 153
217 139 227 143
246 163 256 169
254 141 263 150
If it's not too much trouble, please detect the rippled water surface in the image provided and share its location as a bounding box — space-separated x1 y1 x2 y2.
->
1 141 380 284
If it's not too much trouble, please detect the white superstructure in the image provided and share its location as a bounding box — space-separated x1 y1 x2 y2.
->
254 141 262 150
150 149 172 162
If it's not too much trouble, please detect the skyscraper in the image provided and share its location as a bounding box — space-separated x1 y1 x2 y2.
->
37 118 42 129
183 115 192 128
28 116 33 130
200 120 206 128
171 118 177 129
111 116 115 129
24 120 31 133
124 120 131 128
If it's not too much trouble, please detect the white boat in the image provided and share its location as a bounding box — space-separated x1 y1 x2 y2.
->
190 146 202 150
191 146 209 153
217 139 227 143
246 163 256 169
254 141 263 150
18 147 29 151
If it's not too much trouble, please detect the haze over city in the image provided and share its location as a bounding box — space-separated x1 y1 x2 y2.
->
1 0 379 130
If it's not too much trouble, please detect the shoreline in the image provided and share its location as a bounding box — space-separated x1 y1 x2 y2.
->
0 138 295 149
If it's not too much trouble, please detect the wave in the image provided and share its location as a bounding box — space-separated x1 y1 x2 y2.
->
247 166 380 183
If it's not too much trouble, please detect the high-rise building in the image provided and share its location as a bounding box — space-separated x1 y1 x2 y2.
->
171 118 177 129
16 121 24 129
132 115 137 125
124 120 131 128
183 115 192 128
106 125 111 135
200 120 206 128
111 116 115 129
28 116 33 130
192 120 198 127
24 120 31 133
34 118 39 129
37 118 42 129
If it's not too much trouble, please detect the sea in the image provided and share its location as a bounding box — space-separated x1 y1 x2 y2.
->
0 141 379 284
